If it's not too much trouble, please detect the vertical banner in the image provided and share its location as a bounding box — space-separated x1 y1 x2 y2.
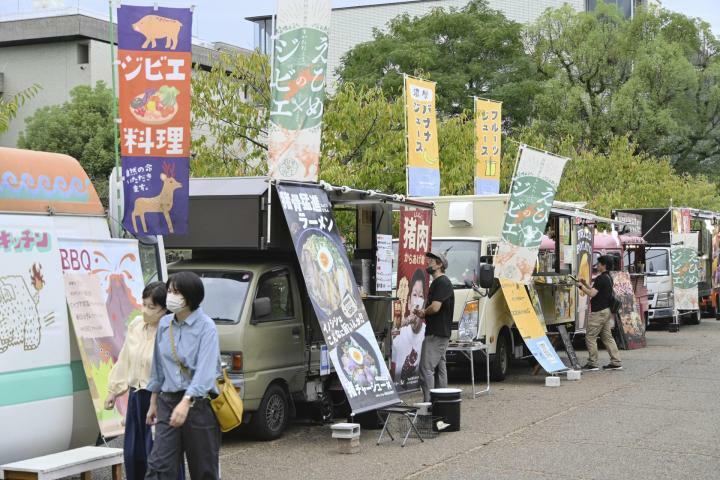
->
494 146 569 284
118 5 192 235
391 207 432 392
405 76 440 197
474 98 502 195
276 184 399 413
671 232 699 310
59 238 145 437
500 280 565 373
610 272 646 349
576 224 593 331
672 208 692 234
268 0 331 182
712 225 720 290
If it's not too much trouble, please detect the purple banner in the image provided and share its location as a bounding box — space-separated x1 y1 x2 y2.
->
118 5 192 52
121 157 189 235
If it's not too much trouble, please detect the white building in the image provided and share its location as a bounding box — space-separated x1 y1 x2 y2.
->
247 0 651 88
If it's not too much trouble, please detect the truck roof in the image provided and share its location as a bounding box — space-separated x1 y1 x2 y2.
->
0 147 103 215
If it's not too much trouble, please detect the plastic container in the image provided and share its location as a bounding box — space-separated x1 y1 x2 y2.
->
430 388 462 432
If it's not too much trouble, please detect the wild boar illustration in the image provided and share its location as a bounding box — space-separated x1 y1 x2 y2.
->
132 15 183 50
0 276 42 353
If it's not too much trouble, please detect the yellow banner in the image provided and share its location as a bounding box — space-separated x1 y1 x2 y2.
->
474 99 502 189
499 279 545 339
405 76 439 169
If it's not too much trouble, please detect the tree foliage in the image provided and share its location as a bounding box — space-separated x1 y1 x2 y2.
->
17 82 115 201
0 83 41 133
527 3 720 177
191 50 271 176
337 0 541 127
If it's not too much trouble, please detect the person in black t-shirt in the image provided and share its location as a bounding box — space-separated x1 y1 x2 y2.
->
576 255 622 371
413 251 455 402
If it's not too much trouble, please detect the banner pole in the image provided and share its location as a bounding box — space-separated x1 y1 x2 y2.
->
403 74 409 196
473 96 477 195
108 0 122 230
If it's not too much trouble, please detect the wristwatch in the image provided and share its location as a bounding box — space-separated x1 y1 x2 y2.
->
183 395 195 407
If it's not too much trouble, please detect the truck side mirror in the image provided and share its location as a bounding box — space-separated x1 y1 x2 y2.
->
251 297 272 324
478 264 495 289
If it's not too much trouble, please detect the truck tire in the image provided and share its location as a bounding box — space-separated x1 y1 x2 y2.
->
489 331 510 382
685 310 701 325
252 384 289 441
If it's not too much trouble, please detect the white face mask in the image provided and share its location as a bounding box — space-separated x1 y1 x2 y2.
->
142 305 163 324
166 293 187 313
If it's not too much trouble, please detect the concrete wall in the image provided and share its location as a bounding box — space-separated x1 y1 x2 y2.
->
0 39 114 147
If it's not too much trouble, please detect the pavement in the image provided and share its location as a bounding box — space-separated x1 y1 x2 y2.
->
98 319 720 479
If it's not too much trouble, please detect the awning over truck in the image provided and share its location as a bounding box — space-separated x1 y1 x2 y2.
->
0 147 103 215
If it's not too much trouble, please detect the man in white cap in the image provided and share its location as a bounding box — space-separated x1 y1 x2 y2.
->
414 251 455 402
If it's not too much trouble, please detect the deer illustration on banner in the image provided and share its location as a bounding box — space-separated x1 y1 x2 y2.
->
122 158 188 235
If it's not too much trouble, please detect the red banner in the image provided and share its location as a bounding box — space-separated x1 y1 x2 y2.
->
391 207 432 392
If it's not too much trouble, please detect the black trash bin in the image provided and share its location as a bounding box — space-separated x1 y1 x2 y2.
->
430 388 462 432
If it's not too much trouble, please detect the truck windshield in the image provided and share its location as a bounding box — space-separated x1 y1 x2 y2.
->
646 248 669 276
194 271 253 324
431 240 481 287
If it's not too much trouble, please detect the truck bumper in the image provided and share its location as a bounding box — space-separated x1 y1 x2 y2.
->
647 308 673 322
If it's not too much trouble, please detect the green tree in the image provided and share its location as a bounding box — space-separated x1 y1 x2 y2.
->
18 82 115 202
0 84 41 133
527 3 720 176
337 0 541 127
191 50 271 176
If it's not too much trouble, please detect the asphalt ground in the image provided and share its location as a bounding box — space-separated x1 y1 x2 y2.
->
89 319 720 479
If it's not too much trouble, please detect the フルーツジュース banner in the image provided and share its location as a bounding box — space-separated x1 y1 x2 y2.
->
391 207 432 392
494 146 569 284
671 232 699 311
267 0 331 182
474 98 502 195
500 279 565 373
405 76 440 197
118 5 192 235
276 183 399 413
59 238 145 437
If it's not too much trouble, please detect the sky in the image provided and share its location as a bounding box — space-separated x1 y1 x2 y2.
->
1 0 718 49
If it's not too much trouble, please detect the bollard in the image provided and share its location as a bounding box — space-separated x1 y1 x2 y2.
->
331 422 361 454
566 370 582 381
545 376 561 387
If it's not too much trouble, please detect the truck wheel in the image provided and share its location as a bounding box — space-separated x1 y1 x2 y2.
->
489 331 510 382
686 310 701 325
252 384 289 440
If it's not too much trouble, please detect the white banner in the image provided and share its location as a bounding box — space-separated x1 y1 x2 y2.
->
671 232 699 310
494 146 569 284
268 0 331 182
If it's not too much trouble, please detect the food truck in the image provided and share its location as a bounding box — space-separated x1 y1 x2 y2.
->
0 148 165 464
613 208 720 328
404 195 607 380
162 177 432 439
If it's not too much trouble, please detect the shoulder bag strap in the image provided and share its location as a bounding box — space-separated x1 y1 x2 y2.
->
168 320 191 379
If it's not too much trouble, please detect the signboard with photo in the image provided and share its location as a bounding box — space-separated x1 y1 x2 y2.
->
610 272 646 349
391 207 432 392
277 183 398 413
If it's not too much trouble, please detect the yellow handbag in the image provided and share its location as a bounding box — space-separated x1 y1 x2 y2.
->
210 368 244 432
169 322 243 432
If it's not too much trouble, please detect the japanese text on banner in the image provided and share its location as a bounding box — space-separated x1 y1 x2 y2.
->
474 98 502 195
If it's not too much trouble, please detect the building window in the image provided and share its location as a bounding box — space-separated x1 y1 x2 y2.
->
587 0 634 19
77 43 89 64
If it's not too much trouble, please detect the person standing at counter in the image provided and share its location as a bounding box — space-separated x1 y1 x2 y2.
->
414 251 455 402
105 282 184 480
577 255 623 371
145 272 222 480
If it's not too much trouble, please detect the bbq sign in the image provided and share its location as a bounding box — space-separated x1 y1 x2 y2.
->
118 5 191 235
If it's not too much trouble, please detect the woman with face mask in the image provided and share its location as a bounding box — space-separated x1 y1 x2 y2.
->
105 282 184 480
145 271 222 480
